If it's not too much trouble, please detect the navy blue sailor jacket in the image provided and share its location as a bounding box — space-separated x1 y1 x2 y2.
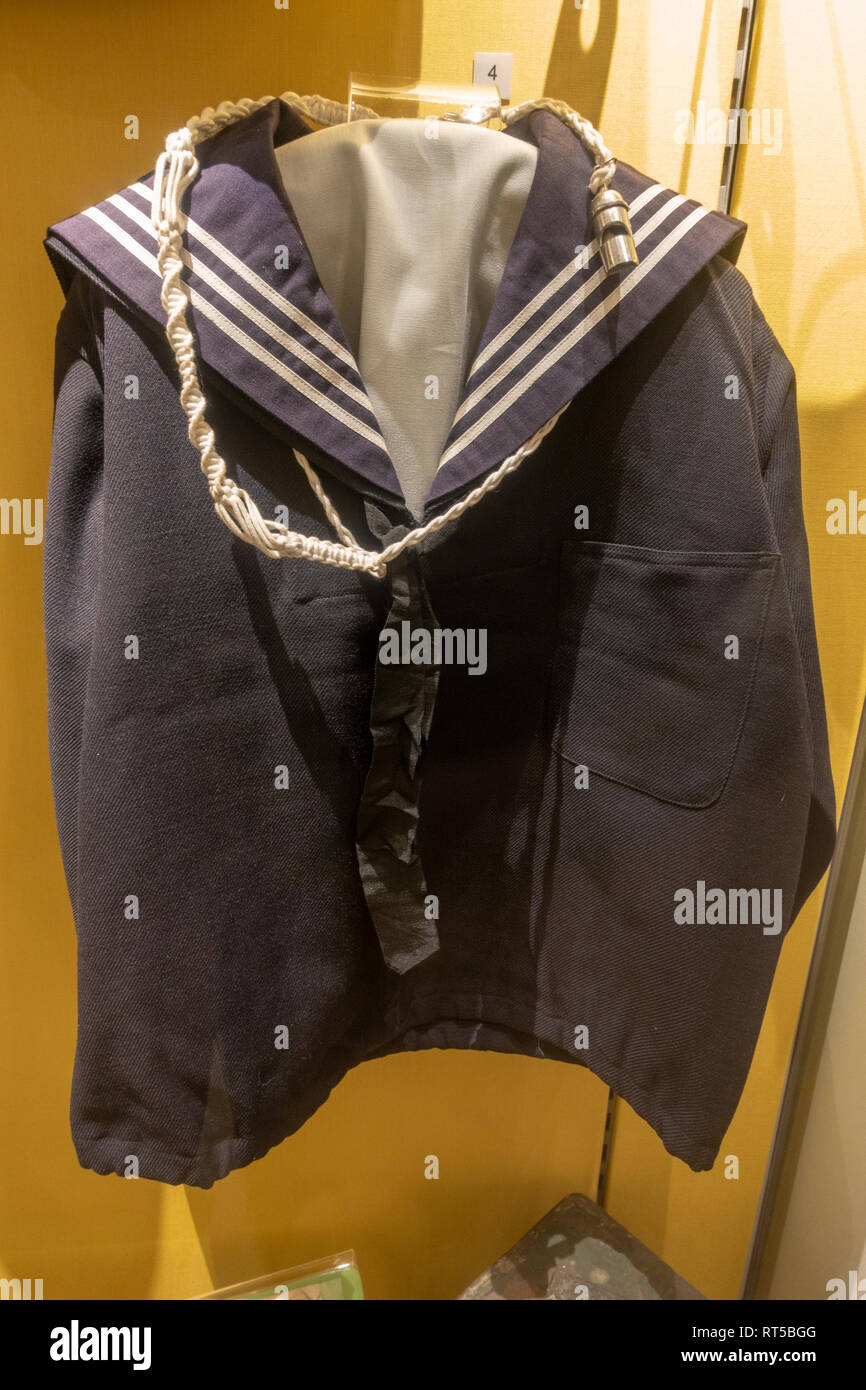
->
42 95 836 1187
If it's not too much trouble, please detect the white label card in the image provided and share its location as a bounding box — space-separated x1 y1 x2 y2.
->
472 53 514 102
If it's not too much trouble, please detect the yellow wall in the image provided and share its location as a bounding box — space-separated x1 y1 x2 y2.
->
1 0 863 1300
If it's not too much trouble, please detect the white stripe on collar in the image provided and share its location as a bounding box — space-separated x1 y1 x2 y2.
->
107 192 372 413
455 189 687 431
440 204 709 468
82 204 389 452
130 182 355 369
468 182 668 380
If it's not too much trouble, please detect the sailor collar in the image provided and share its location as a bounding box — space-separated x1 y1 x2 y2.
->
44 95 746 518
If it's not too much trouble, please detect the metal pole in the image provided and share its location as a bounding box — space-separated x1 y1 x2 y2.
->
718 0 759 214
595 1088 617 1207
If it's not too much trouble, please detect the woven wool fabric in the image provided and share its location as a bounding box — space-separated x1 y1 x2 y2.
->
42 99 835 1186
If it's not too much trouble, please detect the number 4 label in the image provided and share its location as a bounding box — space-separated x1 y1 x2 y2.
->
473 53 514 101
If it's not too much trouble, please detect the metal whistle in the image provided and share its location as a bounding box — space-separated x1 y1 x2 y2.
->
591 188 638 275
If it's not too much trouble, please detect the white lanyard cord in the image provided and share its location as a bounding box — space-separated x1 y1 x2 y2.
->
150 92 622 578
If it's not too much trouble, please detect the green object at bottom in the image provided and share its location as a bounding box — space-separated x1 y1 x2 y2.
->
237 1267 365 1301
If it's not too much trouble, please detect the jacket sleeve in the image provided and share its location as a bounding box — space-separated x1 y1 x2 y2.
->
43 271 105 921
758 329 836 919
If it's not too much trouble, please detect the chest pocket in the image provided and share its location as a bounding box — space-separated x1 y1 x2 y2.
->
550 540 781 808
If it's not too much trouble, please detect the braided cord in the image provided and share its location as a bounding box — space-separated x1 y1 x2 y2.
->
151 91 604 577
502 97 615 195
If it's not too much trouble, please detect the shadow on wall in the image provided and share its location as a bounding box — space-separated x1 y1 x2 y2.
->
544 0 618 128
